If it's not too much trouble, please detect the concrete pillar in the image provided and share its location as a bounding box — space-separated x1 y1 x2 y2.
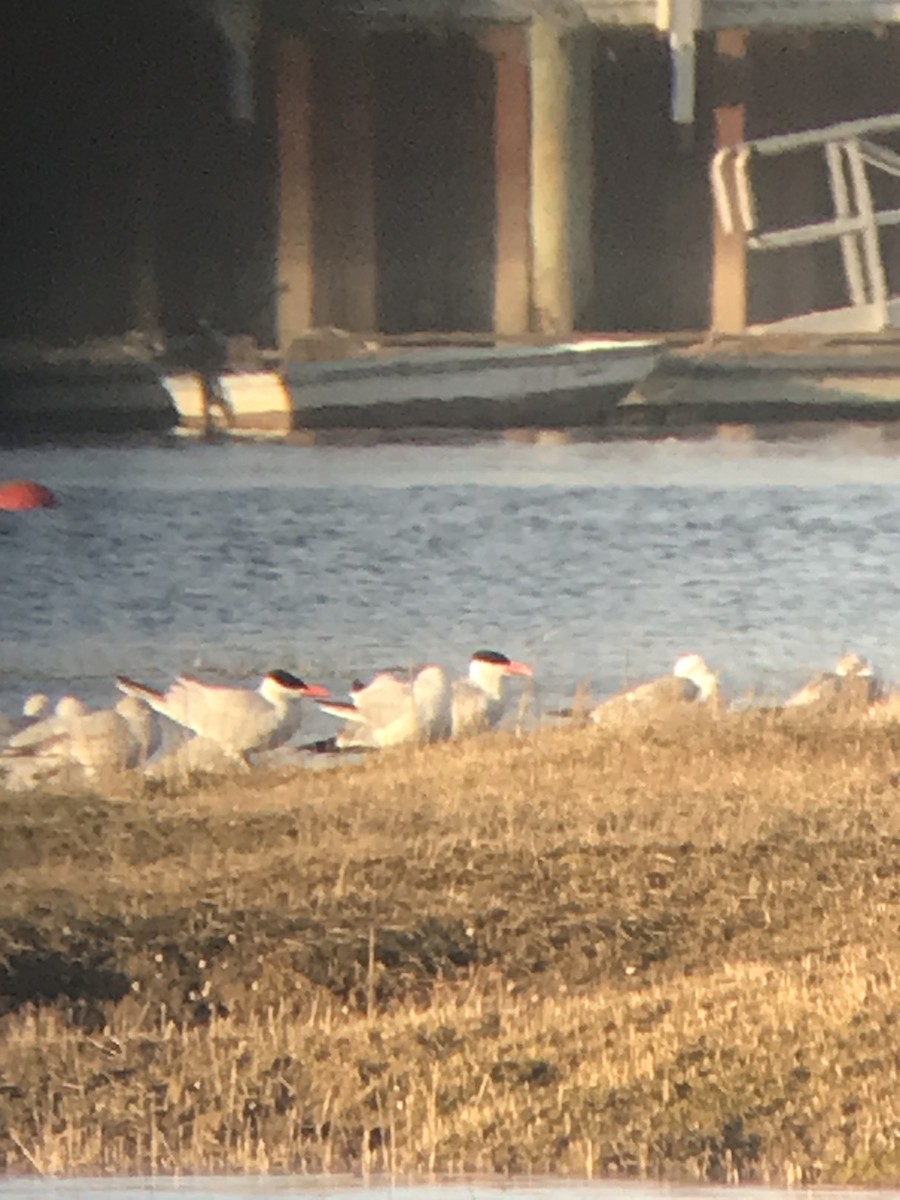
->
482 18 585 338
530 17 574 336
313 37 377 332
275 35 315 353
482 25 532 336
711 29 748 334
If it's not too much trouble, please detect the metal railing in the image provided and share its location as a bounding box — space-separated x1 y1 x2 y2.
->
711 112 900 332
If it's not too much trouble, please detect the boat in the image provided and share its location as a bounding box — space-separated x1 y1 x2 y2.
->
163 336 663 437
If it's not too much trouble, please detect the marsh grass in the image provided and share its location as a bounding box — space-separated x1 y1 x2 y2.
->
3 711 900 1180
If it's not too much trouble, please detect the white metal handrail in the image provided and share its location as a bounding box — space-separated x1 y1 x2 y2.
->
711 112 900 331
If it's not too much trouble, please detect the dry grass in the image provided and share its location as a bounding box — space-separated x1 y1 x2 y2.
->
3 710 900 1181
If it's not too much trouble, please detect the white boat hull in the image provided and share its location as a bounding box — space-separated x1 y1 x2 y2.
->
164 338 662 436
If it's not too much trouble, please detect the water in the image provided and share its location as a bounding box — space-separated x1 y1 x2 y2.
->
3 427 900 734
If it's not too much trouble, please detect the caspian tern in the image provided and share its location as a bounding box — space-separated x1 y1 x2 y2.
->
319 664 452 748
115 669 330 762
785 652 883 710
1 695 154 786
451 649 535 738
590 652 719 725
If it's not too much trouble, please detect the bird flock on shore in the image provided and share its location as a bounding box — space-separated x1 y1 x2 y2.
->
0 647 890 793
0 649 533 791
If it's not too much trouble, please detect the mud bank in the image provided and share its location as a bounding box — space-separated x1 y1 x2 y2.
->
2 714 900 1180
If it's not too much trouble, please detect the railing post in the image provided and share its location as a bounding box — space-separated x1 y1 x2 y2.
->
710 30 748 334
825 141 866 309
844 137 890 326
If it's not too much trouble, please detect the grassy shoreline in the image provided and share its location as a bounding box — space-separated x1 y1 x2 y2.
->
2 713 900 1181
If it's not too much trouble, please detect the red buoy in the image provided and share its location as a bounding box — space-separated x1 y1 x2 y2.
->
0 481 58 511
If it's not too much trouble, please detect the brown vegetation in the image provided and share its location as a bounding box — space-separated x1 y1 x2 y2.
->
2 711 900 1181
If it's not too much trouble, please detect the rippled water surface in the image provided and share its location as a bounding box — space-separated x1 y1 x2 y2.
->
3 429 900 729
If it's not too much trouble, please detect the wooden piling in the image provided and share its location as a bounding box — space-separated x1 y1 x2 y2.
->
711 29 749 334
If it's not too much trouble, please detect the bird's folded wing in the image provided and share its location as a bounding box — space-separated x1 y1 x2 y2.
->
5 714 66 751
318 699 369 725
451 678 490 733
784 671 834 707
592 674 695 721
171 679 269 721
352 675 415 727
1 730 69 760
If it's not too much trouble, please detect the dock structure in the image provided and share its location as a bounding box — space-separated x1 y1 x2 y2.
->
711 110 900 336
262 0 900 353
7 0 900 434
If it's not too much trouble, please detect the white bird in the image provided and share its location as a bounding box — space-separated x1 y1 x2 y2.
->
319 664 452 749
0 692 50 746
144 735 242 782
590 652 719 725
1 695 154 786
22 692 50 719
451 649 535 738
115 669 330 762
3 695 88 750
785 652 883 710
